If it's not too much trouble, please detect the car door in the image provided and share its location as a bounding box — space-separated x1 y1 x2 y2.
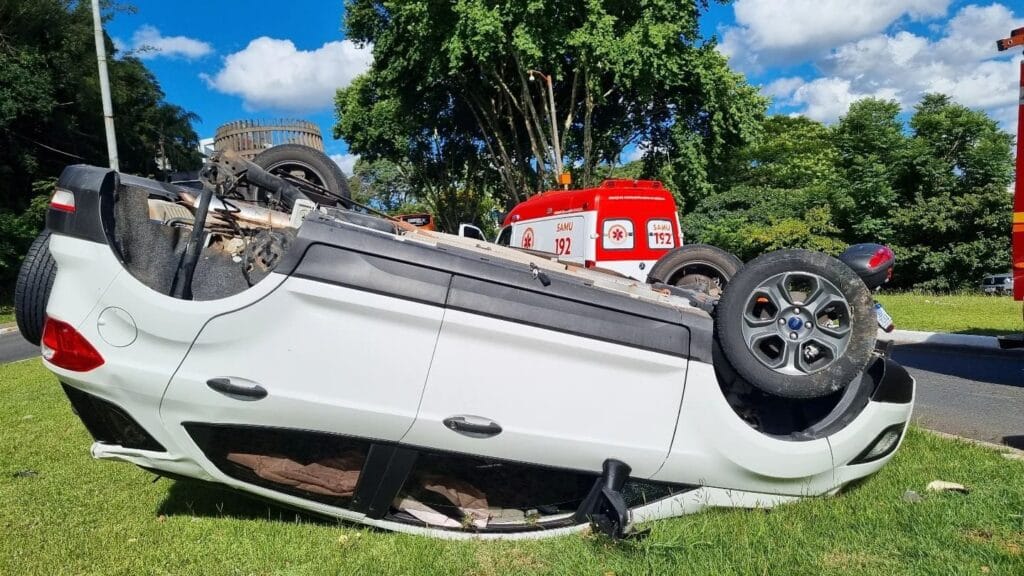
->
161 245 448 449
401 271 692 479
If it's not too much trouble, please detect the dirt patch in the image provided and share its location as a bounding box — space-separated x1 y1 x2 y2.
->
470 546 545 576
964 529 1023 556
821 550 890 571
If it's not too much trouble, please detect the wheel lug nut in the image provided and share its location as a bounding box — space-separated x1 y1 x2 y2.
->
805 321 813 329
790 332 798 339
779 318 786 325
794 308 801 314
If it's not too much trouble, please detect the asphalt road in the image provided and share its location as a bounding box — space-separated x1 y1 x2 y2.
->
892 344 1024 449
0 330 37 365
1 330 1021 447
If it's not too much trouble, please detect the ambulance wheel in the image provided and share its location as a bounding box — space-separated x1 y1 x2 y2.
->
715 249 876 399
647 244 742 298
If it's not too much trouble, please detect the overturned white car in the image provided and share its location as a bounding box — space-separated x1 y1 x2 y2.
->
25 149 913 539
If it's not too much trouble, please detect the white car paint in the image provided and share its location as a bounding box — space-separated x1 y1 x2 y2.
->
43 210 915 539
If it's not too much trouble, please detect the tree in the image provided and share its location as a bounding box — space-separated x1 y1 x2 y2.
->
682 116 847 260
888 95 1013 290
683 94 1015 291
832 98 905 243
0 0 202 298
335 0 765 209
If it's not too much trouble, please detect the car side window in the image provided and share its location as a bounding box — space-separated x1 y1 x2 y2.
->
646 219 675 250
496 226 512 246
602 219 634 250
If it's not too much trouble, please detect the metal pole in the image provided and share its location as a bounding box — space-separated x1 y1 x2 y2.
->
90 0 119 171
1012 58 1023 301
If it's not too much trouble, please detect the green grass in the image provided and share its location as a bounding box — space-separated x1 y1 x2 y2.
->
2 360 1022 575
876 293 1023 336
0 303 13 325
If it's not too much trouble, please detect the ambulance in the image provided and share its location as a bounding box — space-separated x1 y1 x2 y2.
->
493 179 684 280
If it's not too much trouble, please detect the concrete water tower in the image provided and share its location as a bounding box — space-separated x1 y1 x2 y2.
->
213 119 324 160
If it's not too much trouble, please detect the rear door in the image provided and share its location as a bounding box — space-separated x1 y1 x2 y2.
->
161 245 448 447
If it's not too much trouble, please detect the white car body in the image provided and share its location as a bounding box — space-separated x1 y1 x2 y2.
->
40 166 915 539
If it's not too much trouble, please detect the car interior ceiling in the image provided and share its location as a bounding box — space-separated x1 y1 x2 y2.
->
112 182 286 301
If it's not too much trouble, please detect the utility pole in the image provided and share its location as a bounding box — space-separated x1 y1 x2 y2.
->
528 70 565 185
90 0 119 171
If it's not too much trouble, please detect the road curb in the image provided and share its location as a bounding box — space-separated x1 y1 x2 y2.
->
924 429 1024 458
0 323 18 337
879 328 1005 351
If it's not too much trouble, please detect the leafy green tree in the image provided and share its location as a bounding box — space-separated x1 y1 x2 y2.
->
685 94 1014 291
888 95 1013 290
683 116 847 260
335 0 765 209
832 98 905 242
0 0 201 297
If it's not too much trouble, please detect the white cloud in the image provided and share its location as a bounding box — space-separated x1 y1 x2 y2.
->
130 25 213 60
202 38 372 112
331 153 359 175
761 3 1023 127
762 77 805 100
721 0 950 70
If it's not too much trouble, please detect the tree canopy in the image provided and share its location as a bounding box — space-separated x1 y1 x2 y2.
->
683 96 1014 291
0 0 202 296
335 0 766 208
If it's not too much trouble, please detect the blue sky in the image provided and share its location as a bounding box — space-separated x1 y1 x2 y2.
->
105 1 1024 173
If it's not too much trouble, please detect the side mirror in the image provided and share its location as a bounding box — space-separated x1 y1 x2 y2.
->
458 224 488 242
839 243 894 290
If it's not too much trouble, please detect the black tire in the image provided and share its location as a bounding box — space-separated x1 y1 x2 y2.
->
14 230 56 345
715 249 876 399
647 244 743 297
252 144 352 207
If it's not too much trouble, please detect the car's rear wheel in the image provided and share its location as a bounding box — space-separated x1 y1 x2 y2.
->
14 230 56 345
252 144 352 208
646 244 742 298
715 249 876 399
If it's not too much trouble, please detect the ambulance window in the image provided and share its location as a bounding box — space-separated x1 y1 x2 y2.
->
496 226 512 246
602 219 634 250
647 219 675 249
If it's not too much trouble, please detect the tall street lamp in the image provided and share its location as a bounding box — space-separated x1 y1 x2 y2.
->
90 0 119 171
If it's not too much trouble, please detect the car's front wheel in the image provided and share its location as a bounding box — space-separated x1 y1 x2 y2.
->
715 249 876 399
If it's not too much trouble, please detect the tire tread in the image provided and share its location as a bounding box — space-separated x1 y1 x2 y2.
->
14 230 56 345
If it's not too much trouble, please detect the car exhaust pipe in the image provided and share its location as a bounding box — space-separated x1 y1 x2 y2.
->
177 191 292 229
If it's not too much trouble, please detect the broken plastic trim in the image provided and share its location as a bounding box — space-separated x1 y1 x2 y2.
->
573 459 638 539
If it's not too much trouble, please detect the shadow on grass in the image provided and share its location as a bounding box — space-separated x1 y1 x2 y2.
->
156 478 337 525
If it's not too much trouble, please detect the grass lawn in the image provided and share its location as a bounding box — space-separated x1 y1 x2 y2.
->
876 293 1023 336
2 360 1023 575
0 303 13 325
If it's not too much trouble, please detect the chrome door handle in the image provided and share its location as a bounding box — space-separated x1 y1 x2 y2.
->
206 378 267 400
443 416 502 438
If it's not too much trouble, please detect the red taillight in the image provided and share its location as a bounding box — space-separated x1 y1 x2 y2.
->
41 317 104 372
868 246 894 269
50 188 75 213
